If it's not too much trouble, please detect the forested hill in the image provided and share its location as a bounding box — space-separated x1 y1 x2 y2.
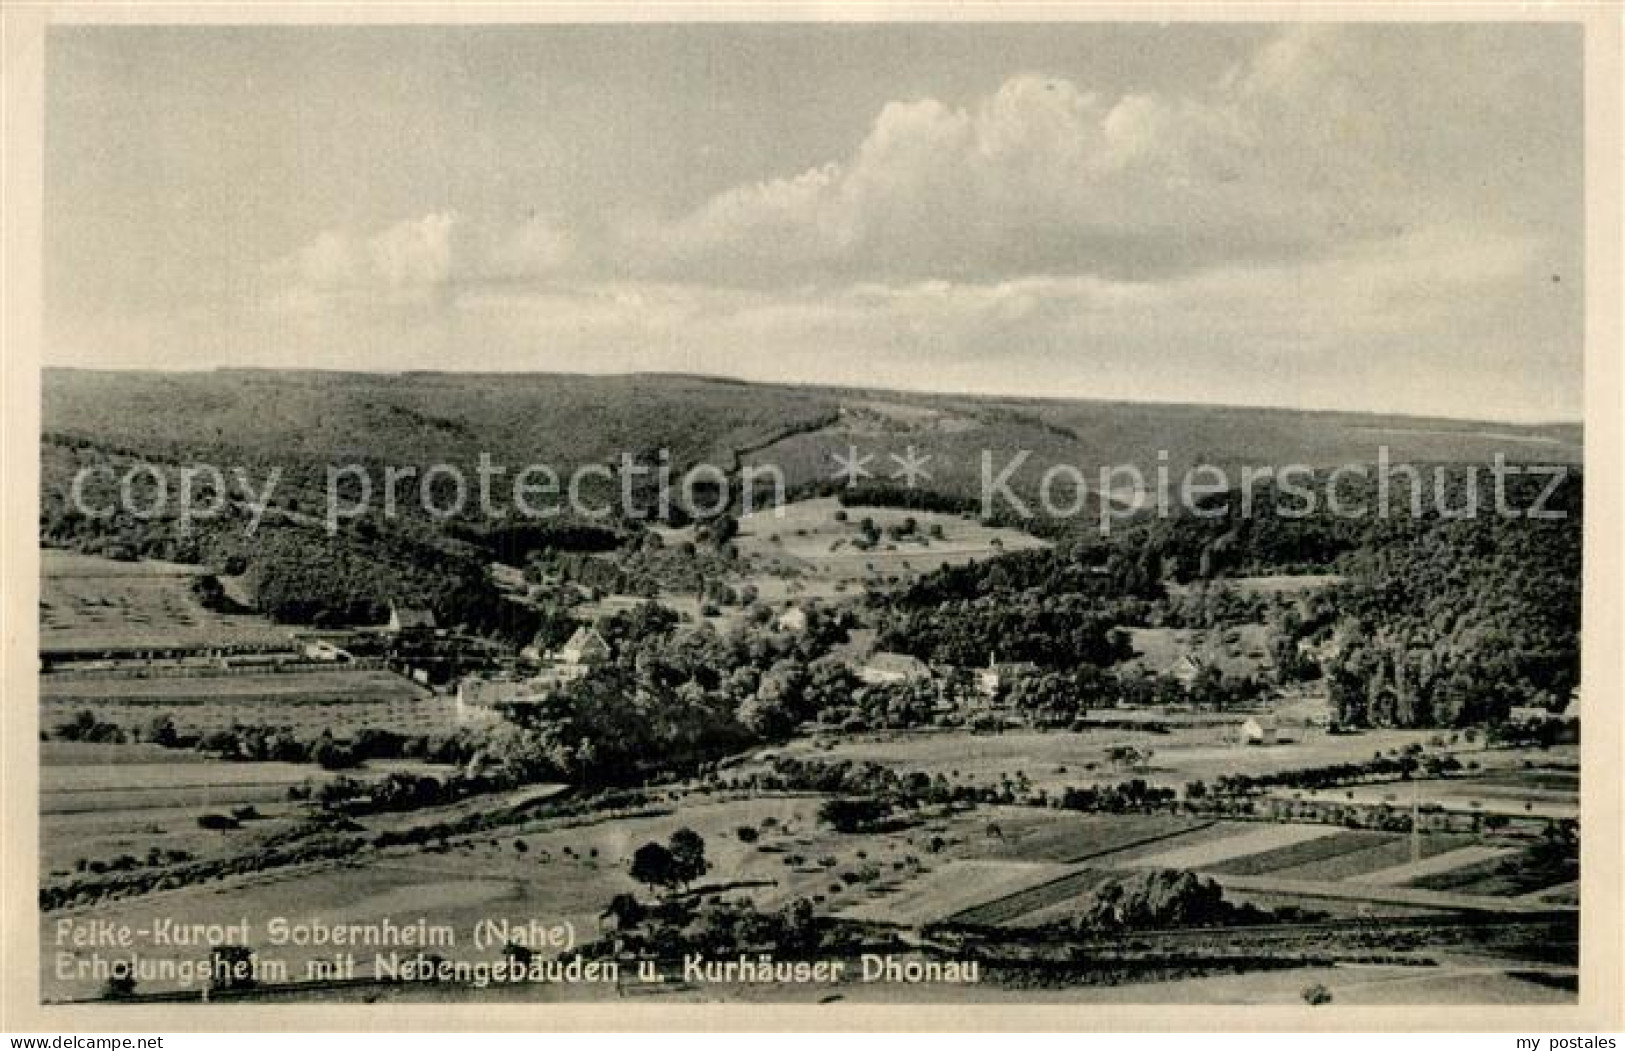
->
38 369 1583 657
43 369 1581 497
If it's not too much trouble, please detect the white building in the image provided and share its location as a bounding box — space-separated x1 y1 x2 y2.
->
858 652 933 686
1239 716 1278 746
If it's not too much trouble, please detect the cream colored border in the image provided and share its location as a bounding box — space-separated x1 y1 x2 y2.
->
2 2 1620 1032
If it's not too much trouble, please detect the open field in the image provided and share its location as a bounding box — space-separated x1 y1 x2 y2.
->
977 813 1207 864
578 497 1051 631
949 866 1119 927
39 779 1576 1002
40 550 289 652
1353 845 1518 887
1284 768 1580 820
837 858 1069 925
768 725 1451 792
1121 823 1339 871
857 813 1565 929
40 668 445 736
40 667 420 702
43 760 319 799
1203 830 1395 877
39 741 460 878
1207 830 1475 881
733 497 1048 587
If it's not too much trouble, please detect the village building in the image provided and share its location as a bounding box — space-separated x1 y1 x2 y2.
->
1239 715 1278 746
1508 704 1557 726
858 651 933 686
386 603 437 635
457 626 615 723
554 626 612 668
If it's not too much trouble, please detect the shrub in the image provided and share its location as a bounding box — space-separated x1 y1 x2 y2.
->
1301 983 1333 1006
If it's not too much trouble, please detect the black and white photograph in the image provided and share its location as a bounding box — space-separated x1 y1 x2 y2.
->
4 8 1619 1030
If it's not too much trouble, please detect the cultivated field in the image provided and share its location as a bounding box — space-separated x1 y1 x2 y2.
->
39 741 457 880
1283 766 1579 820
837 859 1069 925
40 669 445 736
768 725 1450 792
40 550 289 651
40 773 1576 1003
1121 823 1339 871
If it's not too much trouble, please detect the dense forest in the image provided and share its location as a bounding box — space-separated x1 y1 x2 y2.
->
867 467 1582 730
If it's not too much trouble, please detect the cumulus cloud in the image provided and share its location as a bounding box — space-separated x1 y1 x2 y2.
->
236 24 1578 420
614 75 1278 284
270 23 1572 297
269 210 576 311
614 23 1572 288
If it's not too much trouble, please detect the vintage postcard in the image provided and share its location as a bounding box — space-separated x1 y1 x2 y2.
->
1 2 1621 1033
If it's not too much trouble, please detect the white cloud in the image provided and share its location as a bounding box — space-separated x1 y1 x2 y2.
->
239 25 1578 421
366 212 456 288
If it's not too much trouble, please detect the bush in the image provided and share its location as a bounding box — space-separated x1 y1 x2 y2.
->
1301 983 1333 1005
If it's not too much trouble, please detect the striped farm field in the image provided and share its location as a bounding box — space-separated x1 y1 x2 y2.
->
1264 832 1478 882
948 866 1117 927
1117 823 1341 871
837 858 1068 926
982 814 1210 864
1085 821 1245 865
1205 830 1396 877
1353 844 1517 887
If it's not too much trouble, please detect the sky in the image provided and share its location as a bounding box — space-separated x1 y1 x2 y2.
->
44 22 1584 422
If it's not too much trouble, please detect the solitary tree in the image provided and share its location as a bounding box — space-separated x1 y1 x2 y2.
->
629 842 680 895
668 828 708 890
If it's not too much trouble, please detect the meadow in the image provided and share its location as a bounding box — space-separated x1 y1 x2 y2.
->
40 550 289 652
733 496 1049 588
769 724 1449 792
41 669 447 736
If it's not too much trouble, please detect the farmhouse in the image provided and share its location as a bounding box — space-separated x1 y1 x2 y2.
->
1239 716 1278 746
387 603 437 635
456 627 615 722
555 626 612 668
858 651 933 686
